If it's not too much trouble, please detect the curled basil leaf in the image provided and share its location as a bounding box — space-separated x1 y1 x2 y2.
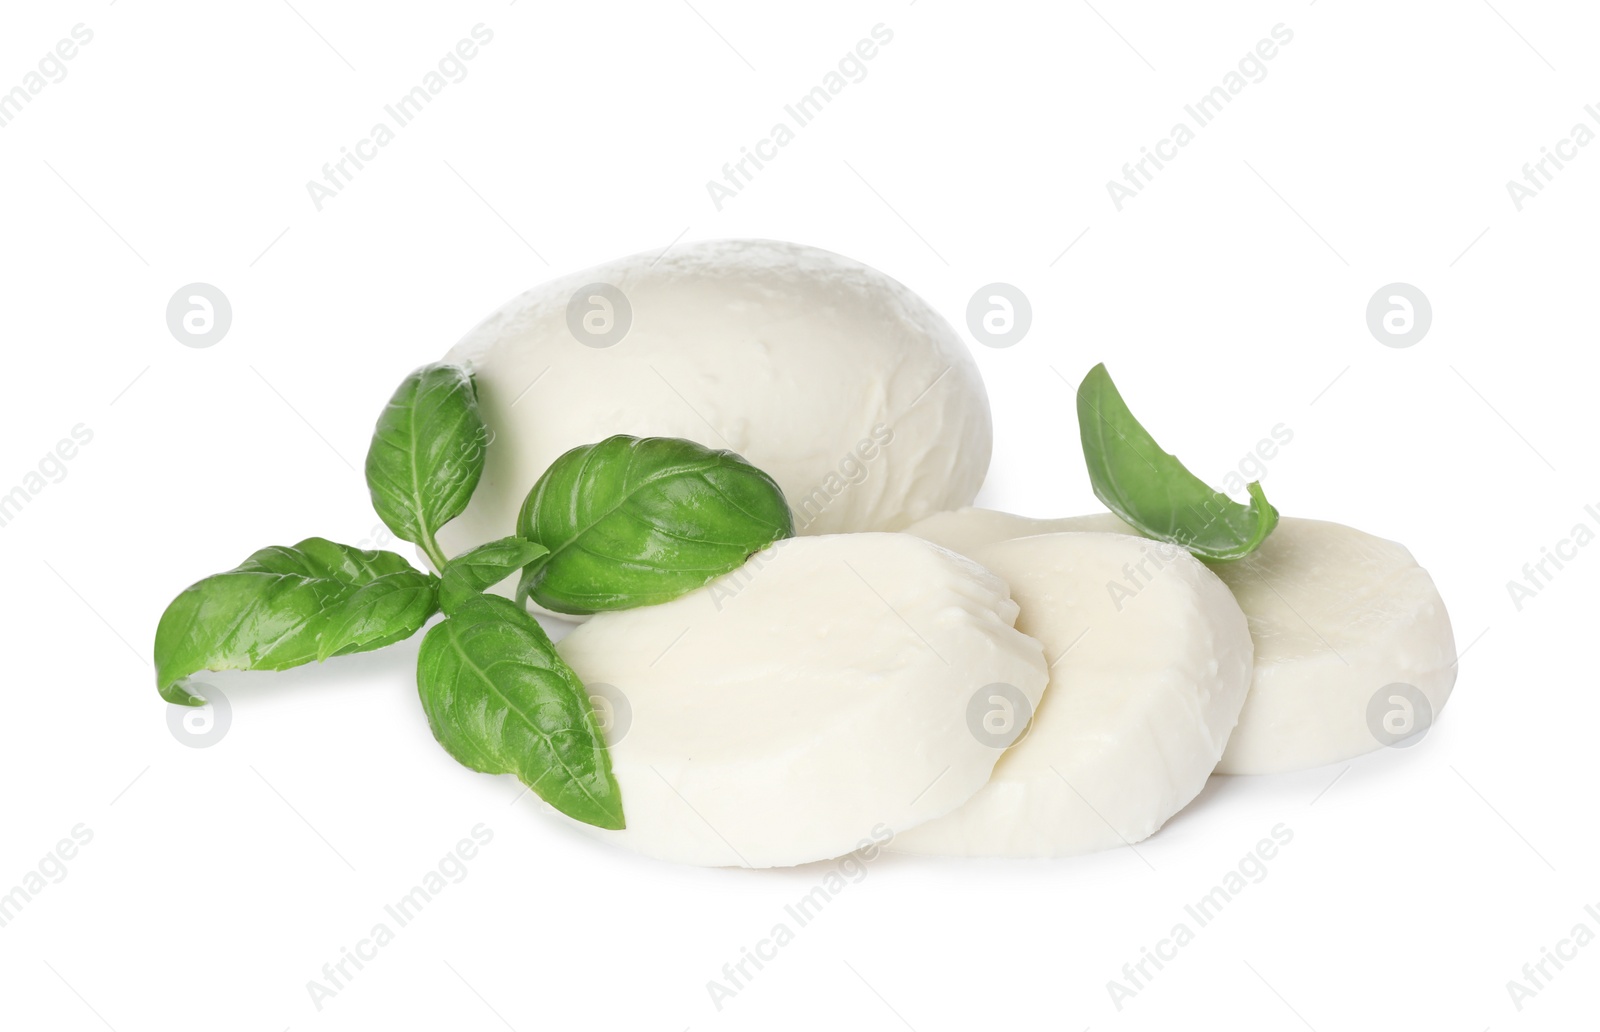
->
514 435 794 615
365 363 487 570
439 536 550 615
154 538 439 706
1076 363 1279 561
416 594 623 830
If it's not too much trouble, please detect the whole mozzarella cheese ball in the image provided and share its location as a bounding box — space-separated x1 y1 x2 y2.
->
907 509 1458 775
554 533 1049 868
435 240 992 563
893 532 1253 858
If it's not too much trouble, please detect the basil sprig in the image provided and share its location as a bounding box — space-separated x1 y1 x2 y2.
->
515 435 794 615
151 362 627 829
417 595 623 829
1076 363 1279 561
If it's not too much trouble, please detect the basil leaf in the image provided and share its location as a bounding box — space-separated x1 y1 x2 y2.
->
365 363 487 570
416 594 623 830
154 538 439 706
1076 363 1279 561
439 537 550 614
514 435 794 615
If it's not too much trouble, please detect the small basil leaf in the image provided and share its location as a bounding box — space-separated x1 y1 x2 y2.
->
1076 363 1279 561
439 537 550 614
154 538 439 706
514 435 794 615
416 594 624 830
365 363 487 569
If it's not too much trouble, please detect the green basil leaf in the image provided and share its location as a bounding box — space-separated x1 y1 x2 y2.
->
514 435 794 615
439 537 550 614
1076 363 1279 561
365 363 487 570
416 594 623 830
154 538 439 706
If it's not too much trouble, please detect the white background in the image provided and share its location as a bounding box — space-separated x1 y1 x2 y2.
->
0 0 1594 1029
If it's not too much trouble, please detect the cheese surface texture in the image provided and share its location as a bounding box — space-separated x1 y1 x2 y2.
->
907 509 1458 774
893 532 1253 858
555 533 1048 867
436 239 992 563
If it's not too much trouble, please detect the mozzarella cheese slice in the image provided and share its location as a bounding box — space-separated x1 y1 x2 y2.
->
554 533 1049 867
892 532 1253 858
907 509 1458 774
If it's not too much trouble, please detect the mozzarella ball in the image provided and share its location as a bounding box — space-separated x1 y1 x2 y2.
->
907 509 1458 774
435 239 991 564
554 533 1048 867
893 532 1253 858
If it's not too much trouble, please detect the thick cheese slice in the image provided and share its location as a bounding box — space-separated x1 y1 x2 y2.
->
907 509 1458 774
893 532 1253 858
555 533 1048 867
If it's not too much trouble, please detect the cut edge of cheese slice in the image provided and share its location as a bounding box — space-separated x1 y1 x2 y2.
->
906 508 1458 776
893 531 1254 858
554 532 1050 867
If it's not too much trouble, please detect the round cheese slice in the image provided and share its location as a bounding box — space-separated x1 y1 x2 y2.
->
892 532 1253 858
907 509 1458 775
554 533 1049 867
435 239 992 565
